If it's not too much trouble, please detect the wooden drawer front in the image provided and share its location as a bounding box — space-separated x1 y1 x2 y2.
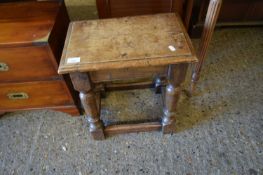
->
0 1 58 46
0 46 57 82
0 80 74 110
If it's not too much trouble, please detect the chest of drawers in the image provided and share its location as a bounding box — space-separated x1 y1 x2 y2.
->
0 1 80 115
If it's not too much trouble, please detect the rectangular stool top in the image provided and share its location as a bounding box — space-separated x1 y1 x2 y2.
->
58 13 197 74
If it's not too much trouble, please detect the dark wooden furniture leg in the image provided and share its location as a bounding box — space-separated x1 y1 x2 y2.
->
162 64 188 134
191 0 222 93
70 72 105 140
184 0 194 30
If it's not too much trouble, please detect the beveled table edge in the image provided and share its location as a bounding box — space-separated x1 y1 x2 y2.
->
58 13 198 74
58 55 198 74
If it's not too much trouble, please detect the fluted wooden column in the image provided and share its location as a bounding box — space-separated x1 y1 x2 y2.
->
191 0 222 93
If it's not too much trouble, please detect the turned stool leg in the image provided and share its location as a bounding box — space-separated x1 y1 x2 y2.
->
162 64 188 134
191 0 222 94
70 72 105 140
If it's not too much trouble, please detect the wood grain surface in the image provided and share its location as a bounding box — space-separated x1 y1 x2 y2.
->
59 13 197 73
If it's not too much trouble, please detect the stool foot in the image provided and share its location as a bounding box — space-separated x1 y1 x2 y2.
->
90 129 105 140
162 109 176 134
87 114 105 140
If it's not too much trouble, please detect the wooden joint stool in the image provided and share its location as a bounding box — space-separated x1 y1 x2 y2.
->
58 13 197 140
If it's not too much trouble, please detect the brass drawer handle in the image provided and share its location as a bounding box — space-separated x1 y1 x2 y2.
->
0 62 9 71
7 92 29 100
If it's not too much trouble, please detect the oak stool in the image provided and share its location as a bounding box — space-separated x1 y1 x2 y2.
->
58 13 199 140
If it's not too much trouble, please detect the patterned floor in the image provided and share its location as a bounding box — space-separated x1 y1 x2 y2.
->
0 28 263 175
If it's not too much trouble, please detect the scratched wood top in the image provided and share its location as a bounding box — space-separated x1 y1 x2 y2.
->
59 13 197 74
0 1 59 47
